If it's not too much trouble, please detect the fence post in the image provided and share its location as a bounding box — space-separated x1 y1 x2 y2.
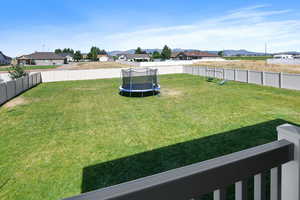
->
277 124 300 200
214 68 216 78
247 70 249 83
262 72 265 85
234 69 236 81
13 80 16 99
279 72 282 88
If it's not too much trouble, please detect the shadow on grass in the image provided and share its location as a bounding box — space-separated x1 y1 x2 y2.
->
119 91 160 98
81 119 296 197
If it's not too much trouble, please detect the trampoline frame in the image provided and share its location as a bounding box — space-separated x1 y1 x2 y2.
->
119 68 160 96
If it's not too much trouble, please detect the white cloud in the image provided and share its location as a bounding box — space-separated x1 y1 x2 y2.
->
104 5 300 53
1 4 300 56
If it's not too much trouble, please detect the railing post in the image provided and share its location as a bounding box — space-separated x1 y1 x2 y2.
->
277 124 300 200
214 188 226 200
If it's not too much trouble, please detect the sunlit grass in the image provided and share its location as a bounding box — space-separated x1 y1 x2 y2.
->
0 74 300 200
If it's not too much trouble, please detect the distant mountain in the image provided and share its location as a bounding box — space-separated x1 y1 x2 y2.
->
275 51 300 55
221 49 271 56
108 48 298 56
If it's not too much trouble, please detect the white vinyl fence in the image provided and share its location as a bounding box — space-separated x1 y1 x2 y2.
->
1 66 300 106
41 66 183 82
117 58 226 67
0 73 42 105
184 66 300 91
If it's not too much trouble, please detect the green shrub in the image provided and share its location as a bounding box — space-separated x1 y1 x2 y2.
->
8 65 28 79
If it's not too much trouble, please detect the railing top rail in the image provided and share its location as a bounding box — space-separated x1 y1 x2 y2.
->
64 139 293 200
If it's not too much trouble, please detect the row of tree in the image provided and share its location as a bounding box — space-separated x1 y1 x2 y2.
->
86 47 107 61
54 48 75 55
54 47 107 62
134 45 172 60
134 46 225 59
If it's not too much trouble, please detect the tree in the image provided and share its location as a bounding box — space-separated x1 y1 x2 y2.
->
8 65 28 80
73 51 82 62
88 47 100 61
218 51 224 57
99 49 107 55
62 48 74 55
151 51 161 59
54 49 62 54
161 45 172 60
135 47 146 54
87 46 107 61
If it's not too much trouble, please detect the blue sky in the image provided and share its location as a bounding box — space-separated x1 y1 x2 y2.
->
1 0 300 56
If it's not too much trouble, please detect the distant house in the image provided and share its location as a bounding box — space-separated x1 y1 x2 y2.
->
273 54 294 59
81 53 89 61
118 54 151 62
97 54 110 62
0 51 12 65
58 53 74 62
170 52 180 60
174 51 219 60
17 52 66 65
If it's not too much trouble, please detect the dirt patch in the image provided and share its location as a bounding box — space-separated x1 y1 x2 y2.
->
162 88 183 97
57 62 133 70
3 97 29 108
192 60 300 74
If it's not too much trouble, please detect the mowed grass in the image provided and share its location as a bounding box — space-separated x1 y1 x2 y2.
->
1 74 300 200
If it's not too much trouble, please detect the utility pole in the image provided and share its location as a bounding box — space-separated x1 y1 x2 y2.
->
265 42 268 67
265 43 267 56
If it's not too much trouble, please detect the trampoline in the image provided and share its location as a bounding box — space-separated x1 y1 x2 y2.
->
119 68 160 96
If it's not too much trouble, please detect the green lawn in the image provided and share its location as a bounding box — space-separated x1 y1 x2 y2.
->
1 74 300 200
224 56 272 60
0 65 59 71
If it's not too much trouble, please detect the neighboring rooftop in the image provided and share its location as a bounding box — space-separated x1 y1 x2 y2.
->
0 51 12 60
119 54 151 59
171 52 180 58
58 53 74 57
18 52 66 60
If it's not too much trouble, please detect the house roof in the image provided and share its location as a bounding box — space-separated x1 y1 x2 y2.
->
0 51 12 60
97 54 108 58
171 52 180 58
58 53 73 57
18 52 66 60
120 54 150 59
178 51 218 57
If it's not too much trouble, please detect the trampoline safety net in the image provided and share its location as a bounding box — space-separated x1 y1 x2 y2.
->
120 68 159 92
